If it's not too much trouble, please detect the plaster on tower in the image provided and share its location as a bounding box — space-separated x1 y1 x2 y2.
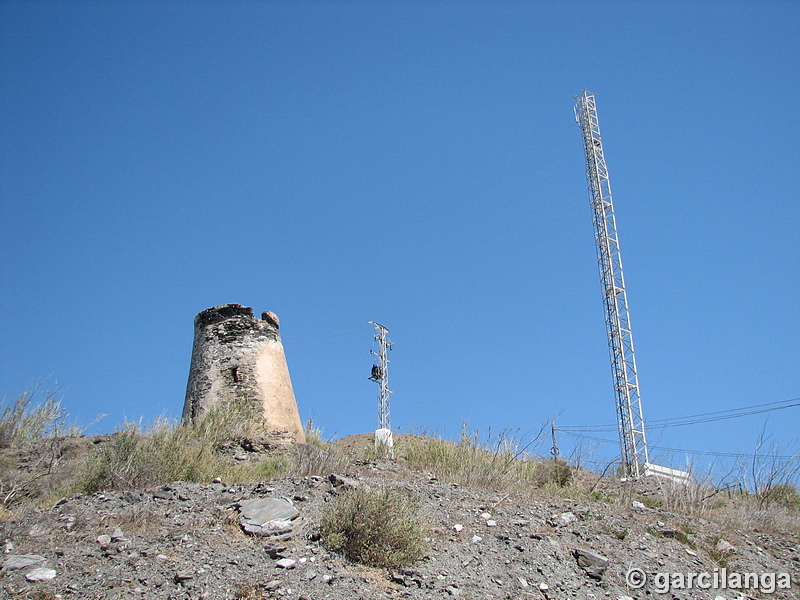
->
183 304 305 443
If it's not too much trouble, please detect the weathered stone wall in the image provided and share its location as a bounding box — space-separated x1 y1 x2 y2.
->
182 304 305 443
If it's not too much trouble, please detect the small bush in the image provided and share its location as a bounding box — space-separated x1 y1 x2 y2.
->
761 483 800 510
531 459 573 487
320 486 424 568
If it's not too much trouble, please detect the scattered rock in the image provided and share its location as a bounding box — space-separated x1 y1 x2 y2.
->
174 569 194 583
2 554 46 571
328 473 360 489
237 497 300 538
276 558 296 569
573 548 609 579
25 567 56 581
715 538 735 552
552 511 577 526
0 435 796 600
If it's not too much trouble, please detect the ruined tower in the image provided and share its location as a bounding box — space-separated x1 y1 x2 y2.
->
182 304 305 443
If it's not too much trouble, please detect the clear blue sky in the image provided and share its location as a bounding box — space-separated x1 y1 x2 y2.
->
1 1 798 477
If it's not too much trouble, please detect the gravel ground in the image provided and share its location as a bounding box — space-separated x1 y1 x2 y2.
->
0 439 798 600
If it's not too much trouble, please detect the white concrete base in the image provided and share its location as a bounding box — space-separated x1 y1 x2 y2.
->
375 428 394 457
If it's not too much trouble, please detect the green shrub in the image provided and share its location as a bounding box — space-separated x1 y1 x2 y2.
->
320 486 424 568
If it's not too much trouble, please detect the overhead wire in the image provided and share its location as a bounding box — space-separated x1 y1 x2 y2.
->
559 397 800 432
555 429 799 461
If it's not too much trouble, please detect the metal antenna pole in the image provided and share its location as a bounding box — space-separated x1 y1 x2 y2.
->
368 321 394 432
574 90 650 478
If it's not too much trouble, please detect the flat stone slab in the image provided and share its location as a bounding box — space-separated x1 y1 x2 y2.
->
3 555 46 571
26 567 56 581
238 498 300 537
573 548 609 579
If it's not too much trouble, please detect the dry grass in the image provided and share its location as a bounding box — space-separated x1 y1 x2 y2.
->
69 404 289 495
290 443 349 478
0 387 81 446
343 564 403 594
715 500 800 536
402 424 564 490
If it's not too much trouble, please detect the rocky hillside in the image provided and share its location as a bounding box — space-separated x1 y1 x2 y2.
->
0 433 798 600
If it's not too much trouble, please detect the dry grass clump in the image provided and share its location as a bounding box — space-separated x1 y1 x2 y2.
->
289 417 350 477
0 388 94 507
652 477 720 515
403 424 567 490
0 388 80 446
71 404 288 495
320 486 424 568
760 482 800 510
719 502 800 536
290 443 349 478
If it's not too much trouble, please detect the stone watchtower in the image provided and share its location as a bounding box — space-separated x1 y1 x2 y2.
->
182 304 305 443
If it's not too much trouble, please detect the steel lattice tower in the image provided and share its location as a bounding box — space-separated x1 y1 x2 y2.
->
574 90 649 478
368 321 393 431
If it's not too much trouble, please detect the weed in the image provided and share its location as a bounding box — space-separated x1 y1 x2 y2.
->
320 485 424 568
639 496 663 509
290 443 349 478
603 525 628 540
761 483 800 510
588 491 613 503
69 404 289 495
707 536 732 568
403 423 551 490
234 582 264 599
0 387 84 445
302 417 328 451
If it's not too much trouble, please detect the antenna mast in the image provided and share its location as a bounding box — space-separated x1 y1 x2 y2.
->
574 90 649 478
369 322 394 450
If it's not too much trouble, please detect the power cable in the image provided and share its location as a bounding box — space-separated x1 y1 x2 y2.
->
559 397 800 432
556 429 799 460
